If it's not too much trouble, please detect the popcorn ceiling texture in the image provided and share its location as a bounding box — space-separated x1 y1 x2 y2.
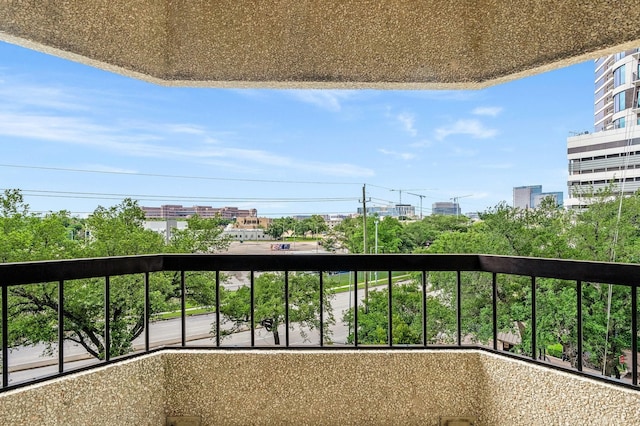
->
1 1 640 89
0 350 639 425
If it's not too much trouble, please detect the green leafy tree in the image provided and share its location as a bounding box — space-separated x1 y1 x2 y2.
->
334 215 408 253
3 193 229 359
403 215 470 250
265 217 296 239
299 215 328 235
344 278 455 344
169 214 231 253
217 272 335 345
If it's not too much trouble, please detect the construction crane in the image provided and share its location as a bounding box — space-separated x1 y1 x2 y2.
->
390 188 429 205
450 194 472 217
391 188 431 220
406 192 430 220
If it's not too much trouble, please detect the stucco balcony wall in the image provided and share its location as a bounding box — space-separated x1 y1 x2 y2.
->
1 350 639 425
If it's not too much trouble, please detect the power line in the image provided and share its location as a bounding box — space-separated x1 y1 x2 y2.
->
6 189 359 204
0 164 362 186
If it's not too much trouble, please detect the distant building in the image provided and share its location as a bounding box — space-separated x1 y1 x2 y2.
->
324 214 346 229
431 202 460 216
513 185 542 209
532 191 564 208
143 220 188 243
357 204 416 218
513 185 563 209
234 216 272 229
142 204 257 219
222 226 268 241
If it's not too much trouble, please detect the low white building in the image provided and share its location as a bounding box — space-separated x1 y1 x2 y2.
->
143 220 188 243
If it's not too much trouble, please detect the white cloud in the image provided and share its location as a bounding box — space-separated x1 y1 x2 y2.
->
472 106 503 117
450 146 477 157
166 124 207 135
378 148 416 161
0 112 374 178
0 81 88 111
397 112 417 136
435 119 498 140
409 139 432 148
287 90 357 112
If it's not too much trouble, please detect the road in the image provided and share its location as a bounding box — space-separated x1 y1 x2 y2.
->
6 287 363 385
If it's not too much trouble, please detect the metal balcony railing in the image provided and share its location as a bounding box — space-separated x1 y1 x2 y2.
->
0 254 639 392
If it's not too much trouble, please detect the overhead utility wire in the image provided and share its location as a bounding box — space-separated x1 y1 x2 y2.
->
0 164 360 186
7 189 358 204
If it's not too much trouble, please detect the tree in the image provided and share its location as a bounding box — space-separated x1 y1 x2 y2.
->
299 215 328 235
169 214 231 253
403 215 470 250
216 272 335 345
334 215 409 253
3 193 231 360
265 217 296 239
343 278 455 345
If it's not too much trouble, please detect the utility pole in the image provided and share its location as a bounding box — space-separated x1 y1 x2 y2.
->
362 184 369 306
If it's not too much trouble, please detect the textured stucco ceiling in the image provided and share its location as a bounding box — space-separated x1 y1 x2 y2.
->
1 1 640 89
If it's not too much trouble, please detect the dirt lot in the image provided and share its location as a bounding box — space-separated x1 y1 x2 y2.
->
222 240 329 255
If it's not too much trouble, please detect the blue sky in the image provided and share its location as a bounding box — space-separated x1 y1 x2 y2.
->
0 41 594 217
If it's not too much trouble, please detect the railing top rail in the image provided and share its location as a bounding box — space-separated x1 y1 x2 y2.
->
0 255 164 285
1 253 639 286
162 253 482 273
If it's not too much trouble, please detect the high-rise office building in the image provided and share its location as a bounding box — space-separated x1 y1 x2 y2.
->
567 49 640 208
513 185 563 209
513 185 542 209
431 201 460 216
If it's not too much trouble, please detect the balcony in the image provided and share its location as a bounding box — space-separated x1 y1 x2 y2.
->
1 254 639 425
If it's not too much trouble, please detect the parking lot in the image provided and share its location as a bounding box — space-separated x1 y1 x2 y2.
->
223 240 329 255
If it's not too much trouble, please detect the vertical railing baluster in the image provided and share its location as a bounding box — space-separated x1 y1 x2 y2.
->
285 271 290 347
144 272 150 352
632 285 637 386
319 271 324 347
492 273 498 351
104 276 110 362
250 271 255 347
577 280 583 372
354 270 358 347
215 270 220 348
58 280 64 373
2 284 8 388
181 271 186 347
456 271 461 346
388 271 393 347
531 276 536 360
422 271 427 348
